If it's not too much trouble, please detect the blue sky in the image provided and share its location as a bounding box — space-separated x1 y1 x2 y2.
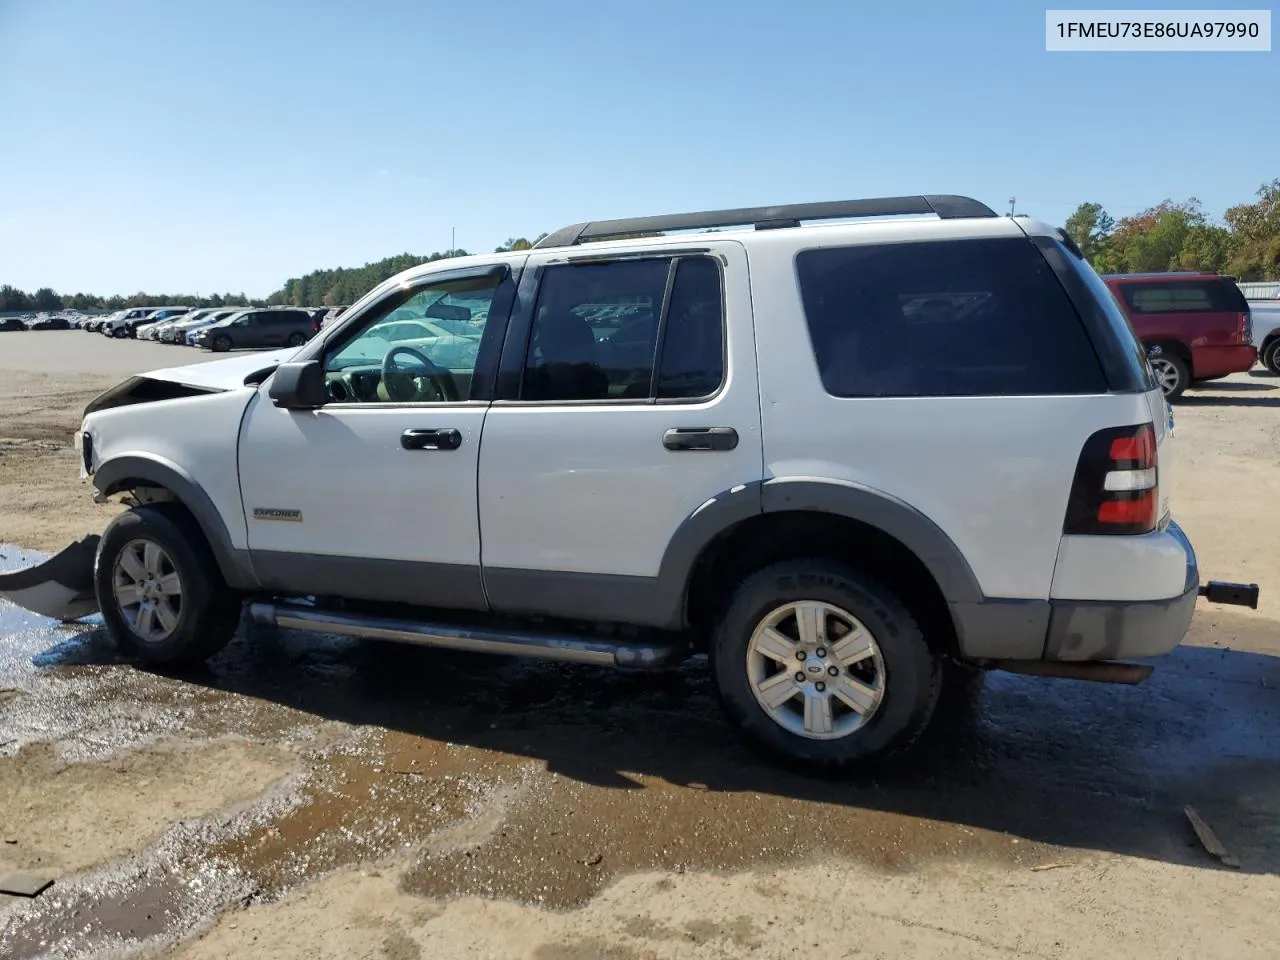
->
0 0 1275 297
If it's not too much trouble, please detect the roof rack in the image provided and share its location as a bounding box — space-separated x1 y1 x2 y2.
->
1102 271 1217 279
533 195 998 249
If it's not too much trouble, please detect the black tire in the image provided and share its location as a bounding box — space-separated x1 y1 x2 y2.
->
94 504 241 666
711 559 942 774
286 331 307 347
1149 351 1189 401
1263 340 1280 376
211 334 232 353
113 326 127 338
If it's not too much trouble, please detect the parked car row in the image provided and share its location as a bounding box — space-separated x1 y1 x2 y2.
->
0 311 85 331
80 305 349 350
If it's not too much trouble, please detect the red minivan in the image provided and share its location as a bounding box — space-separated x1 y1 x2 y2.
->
1103 272 1256 400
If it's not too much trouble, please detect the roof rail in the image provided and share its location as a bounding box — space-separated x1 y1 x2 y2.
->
533 195 998 249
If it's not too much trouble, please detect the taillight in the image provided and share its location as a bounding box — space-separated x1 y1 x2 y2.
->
1063 423 1158 535
1240 308 1252 344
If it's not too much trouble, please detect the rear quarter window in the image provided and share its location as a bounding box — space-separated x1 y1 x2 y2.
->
795 237 1108 398
1120 280 1247 314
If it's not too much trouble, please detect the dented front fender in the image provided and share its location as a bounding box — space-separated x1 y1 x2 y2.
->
0 536 101 621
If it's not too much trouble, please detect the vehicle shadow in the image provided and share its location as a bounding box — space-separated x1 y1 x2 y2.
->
33 612 1280 876
1177 394 1280 408
1200 379 1277 391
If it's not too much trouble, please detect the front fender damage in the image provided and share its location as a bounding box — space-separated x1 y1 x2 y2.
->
0 535 101 621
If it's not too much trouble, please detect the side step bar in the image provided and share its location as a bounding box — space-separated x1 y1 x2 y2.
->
990 659 1153 685
247 601 690 670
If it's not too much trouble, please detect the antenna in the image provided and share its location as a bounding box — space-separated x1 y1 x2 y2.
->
1007 196 1017 216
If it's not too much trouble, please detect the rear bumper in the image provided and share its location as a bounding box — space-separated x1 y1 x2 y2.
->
1043 580 1197 661
952 521 1199 662
1192 344 1257 379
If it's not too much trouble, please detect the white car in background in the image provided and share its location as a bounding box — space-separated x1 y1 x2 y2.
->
169 308 244 344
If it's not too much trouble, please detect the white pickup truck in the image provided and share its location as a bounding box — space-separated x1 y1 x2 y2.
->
1251 300 1280 374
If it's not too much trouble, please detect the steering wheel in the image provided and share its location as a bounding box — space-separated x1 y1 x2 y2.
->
381 344 460 402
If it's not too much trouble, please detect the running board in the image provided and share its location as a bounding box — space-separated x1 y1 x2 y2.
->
990 659 1153 685
247 601 690 670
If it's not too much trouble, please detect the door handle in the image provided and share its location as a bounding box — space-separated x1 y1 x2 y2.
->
401 428 462 451
662 427 739 452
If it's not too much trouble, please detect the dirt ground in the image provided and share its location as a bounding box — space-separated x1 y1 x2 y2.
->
2 330 1280 959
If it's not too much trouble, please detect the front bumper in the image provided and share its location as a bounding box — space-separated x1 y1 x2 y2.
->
0 536 100 621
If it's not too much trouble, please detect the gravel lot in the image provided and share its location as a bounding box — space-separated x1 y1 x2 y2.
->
1 330 1279 959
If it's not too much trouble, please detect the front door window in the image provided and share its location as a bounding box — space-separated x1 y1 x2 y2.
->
323 275 501 403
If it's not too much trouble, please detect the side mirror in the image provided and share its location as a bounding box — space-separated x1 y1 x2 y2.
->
268 360 327 409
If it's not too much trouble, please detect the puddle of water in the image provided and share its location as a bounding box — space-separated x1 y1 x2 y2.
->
204 730 529 899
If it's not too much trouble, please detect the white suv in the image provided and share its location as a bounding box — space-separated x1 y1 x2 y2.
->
0 195 1260 772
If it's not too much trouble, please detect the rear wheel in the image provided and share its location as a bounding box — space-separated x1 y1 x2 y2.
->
1149 352 1189 401
95 505 240 665
287 331 307 347
711 559 941 774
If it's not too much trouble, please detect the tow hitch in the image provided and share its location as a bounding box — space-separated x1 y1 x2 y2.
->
1199 581 1260 609
0 535 101 621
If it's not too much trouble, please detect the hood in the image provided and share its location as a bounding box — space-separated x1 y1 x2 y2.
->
83 348 299 415
141 347 299 390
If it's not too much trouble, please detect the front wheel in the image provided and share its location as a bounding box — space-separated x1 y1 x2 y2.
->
211 334 232 352
711 559 941 774
1149 352 1189 401
95 505 241 665
1263 340 1280 376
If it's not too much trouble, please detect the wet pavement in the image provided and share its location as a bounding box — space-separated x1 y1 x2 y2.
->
2 541 1280 957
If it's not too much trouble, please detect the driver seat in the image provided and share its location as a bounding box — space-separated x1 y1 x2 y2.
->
524 311 610 401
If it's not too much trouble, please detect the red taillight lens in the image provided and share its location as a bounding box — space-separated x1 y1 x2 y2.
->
1097 491 1157 527
1064 423 1159 535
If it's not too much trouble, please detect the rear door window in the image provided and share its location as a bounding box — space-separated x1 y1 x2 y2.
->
520 256 726 402
795 237 1107 397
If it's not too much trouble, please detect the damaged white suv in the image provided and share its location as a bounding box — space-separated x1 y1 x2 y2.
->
0 195 1260 771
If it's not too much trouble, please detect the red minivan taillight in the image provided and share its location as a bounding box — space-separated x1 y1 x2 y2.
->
1063 423 1158 535
1240 307 1253 345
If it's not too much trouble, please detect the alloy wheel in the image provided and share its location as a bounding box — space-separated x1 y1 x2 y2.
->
1149 357 1181 396
745 600 886 740
112 538 183 643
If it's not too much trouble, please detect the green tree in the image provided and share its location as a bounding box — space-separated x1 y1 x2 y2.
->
1108 200 1206 273
1063 202 1115 263
1224 180 1280 280
32 287 63 311
1175 224 1231 272
0 284 32 311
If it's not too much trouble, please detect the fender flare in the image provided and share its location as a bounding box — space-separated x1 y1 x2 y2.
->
657 476 986 629
92 455 257 590
758 478 983 603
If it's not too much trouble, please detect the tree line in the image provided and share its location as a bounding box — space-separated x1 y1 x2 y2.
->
0 236 546 314
4 179 1277 315
1063 179 1279 279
